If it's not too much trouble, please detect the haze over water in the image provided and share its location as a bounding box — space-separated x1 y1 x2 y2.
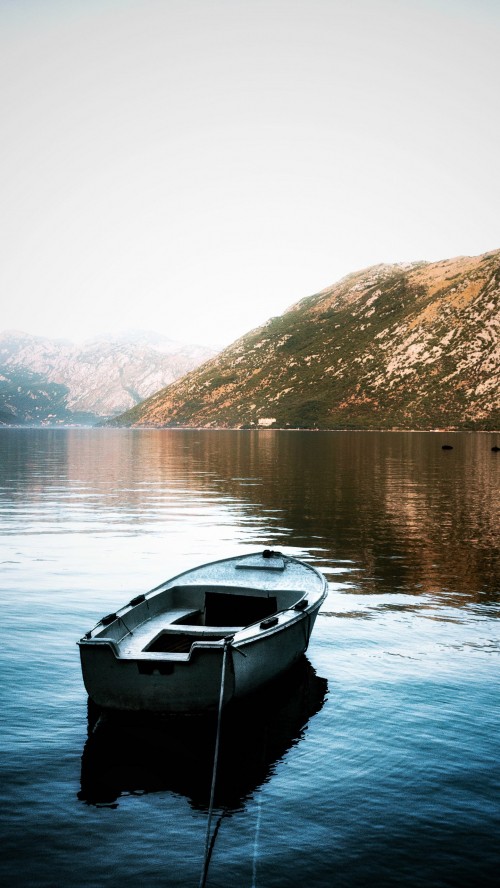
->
1 429 499 887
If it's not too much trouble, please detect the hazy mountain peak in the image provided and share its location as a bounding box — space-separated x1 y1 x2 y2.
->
0 330 216 424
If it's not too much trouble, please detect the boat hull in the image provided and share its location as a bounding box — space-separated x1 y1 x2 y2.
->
80 643 234 712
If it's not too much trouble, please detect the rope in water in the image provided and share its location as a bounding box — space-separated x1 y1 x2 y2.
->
199 638 230 888
251 792 262 888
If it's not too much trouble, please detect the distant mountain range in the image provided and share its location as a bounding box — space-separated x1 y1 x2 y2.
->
111 249 500 430
0 331 215 425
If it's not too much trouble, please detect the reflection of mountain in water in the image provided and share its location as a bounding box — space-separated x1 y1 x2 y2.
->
79 657 328 810
8 428 498 603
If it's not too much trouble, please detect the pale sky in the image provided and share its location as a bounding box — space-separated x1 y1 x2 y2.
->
1 0 499 348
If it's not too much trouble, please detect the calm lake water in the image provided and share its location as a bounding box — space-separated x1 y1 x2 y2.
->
0 428 499 887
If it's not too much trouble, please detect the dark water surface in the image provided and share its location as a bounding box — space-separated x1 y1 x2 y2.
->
0 429 499 887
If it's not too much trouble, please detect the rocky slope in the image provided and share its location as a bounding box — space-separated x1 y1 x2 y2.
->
0 331 215 424
112 250 500 430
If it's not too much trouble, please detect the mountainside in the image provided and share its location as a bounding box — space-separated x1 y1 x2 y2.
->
0 366 81 426
112 250 500 430
0 331 215 424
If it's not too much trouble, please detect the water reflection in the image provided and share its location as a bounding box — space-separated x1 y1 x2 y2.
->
78 657 327 810
1 428 498 603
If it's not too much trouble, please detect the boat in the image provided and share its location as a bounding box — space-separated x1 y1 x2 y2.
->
78 549 328 713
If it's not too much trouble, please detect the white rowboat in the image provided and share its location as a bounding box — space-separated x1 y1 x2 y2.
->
78 550 328 713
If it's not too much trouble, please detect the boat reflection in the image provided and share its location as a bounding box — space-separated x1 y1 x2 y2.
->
78 657 327 810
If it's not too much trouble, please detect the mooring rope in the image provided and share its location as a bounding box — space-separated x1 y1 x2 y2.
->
199 637 230 888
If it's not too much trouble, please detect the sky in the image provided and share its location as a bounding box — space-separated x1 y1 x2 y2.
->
0 0 499 348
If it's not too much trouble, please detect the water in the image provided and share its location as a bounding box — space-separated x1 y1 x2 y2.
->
0 428 499 887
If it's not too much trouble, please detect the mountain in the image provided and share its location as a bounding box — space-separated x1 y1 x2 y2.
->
0 331 215 424
0 365 81 426
111 250 500 430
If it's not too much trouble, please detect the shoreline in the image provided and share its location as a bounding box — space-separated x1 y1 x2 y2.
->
1 424 499 434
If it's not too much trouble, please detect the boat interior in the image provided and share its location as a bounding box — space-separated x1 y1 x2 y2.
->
90 584 306 659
